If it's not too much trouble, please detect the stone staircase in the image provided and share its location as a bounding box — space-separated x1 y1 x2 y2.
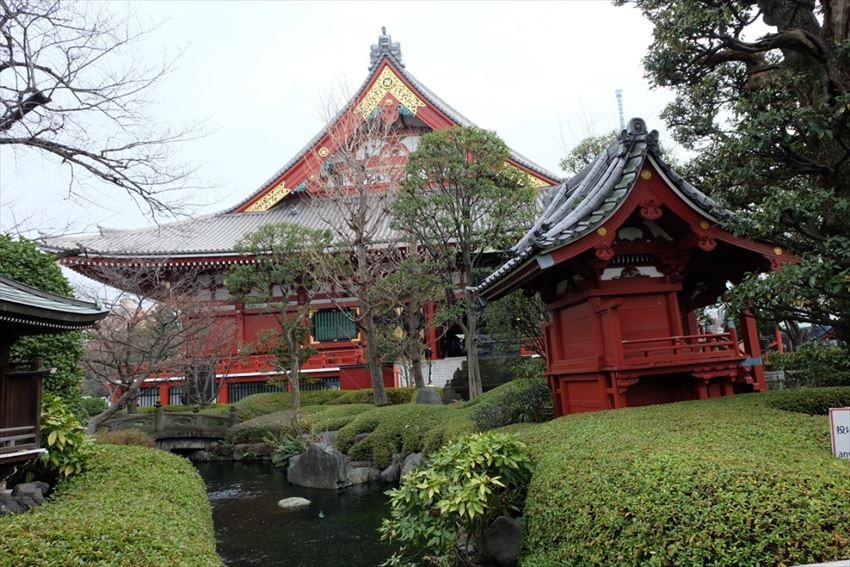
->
424 356 466 388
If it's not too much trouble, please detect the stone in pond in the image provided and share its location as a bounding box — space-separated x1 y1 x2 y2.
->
278 497 311 511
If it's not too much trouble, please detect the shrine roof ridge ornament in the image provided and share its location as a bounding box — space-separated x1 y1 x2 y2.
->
370 26 403 70
471 117 726 297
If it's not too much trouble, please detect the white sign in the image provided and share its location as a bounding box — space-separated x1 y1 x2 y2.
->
829 408 850 459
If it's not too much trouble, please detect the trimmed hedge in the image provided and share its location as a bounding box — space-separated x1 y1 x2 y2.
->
469 377 552 431
767 386 850 415
0 444 222 567
226 403 375 445
228 387 416 422
515 392 850 566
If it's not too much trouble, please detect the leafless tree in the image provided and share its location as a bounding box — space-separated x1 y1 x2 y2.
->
81 264 240 432
0 0 197 217
304 98 415 405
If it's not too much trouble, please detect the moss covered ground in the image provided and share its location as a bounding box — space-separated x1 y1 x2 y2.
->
0 445 222 567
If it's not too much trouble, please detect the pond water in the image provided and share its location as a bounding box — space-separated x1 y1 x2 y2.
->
195 462 396 567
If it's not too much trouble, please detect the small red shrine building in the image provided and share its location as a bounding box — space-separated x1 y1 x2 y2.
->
474 118 791 417
42 30 559 405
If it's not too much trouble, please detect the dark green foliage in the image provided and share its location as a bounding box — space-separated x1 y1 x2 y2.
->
560 131 617 176
482 291 548 358
769 343 850 388
225 404 376 445
380 432 533 566
79 396 107 417
767 387 850 416
516 393 850 566
229 388 416 422
268 434 305 468
470 377 552 431
0 235 85 409
617 0 850 339
0 445 222 566
325 387 416 406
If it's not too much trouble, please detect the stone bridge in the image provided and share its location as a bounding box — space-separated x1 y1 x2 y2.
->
97 403 238 452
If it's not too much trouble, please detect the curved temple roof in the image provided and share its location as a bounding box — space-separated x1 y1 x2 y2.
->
0 275 108 333
473 118 725 296
42 29 560 260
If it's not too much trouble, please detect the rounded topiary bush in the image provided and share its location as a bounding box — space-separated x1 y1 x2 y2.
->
517 394 850 566
767 386 850 415
469 377 553 431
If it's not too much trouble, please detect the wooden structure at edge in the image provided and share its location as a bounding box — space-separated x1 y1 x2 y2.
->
0 275 107 477
477 119 792 417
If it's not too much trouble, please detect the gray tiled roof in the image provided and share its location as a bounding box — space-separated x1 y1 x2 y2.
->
473 118 725 296
42 197 395 257
0 275 108 330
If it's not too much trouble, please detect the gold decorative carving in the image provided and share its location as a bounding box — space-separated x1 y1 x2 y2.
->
356 66 425 118
597 227 608 237
774 246 783 256
318 146 330 157
507 164 548 188
245 180 289 212
699 220 710 230
640 169 652 180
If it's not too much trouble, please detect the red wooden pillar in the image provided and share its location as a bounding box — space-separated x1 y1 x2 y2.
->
740 310 767 391
774 327 785 353
159 384 168 406
218 380 229 404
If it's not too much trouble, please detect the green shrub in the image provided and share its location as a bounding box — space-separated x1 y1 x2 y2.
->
267 434 305 468
325 387 416 406
136 403 230 414
769 343 850 388
93 429 155 448
767 386 850 415
516 393 850 566
80 397 107 417
335 404 475 468
0 445 222 566
28 394 93 482
380 432 533 566
470 377 552 431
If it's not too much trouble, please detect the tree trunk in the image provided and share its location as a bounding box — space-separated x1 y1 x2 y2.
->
406 306 426 389
364 312 389 406
86 384 142 434
465 293 482 399
288 332 301 412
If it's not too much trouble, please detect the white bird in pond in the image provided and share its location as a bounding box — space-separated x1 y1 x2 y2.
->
318 511 324 519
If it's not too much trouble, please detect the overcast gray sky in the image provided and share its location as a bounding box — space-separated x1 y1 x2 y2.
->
0 1 675 238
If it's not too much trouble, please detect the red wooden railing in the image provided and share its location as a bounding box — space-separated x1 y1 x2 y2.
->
621 330 740 365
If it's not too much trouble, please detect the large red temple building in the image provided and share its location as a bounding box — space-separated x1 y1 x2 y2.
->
475 118 791 416
43 30 559 405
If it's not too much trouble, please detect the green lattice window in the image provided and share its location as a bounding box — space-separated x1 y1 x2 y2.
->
312 309 358 342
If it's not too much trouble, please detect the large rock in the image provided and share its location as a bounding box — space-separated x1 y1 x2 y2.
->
400 452 423 480
277 497 311 511
347 466 380 485
0 493 23 516
415 388 443 405
483 516 523 567
287 442 349 489
380 454 403 484
12 482 45 505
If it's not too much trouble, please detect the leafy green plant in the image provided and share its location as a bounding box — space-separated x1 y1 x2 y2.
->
380 432 533 566
769 343 850 388
267 433 305 468
767 386 850 416
31 394 93 481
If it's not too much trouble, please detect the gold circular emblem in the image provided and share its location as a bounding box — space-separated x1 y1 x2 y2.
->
318 147 330 158
699 220 710 230
384 98 394 106
640 169 652 180
597 227 608 237
774 247 783 256
382 77 393 88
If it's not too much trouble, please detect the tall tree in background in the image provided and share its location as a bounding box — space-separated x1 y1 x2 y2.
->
305 108 409 406
560 131 617 176
483 291 548 359
226 223 330 412
394 127 536 398
0 0 194 216
618 0 850 339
